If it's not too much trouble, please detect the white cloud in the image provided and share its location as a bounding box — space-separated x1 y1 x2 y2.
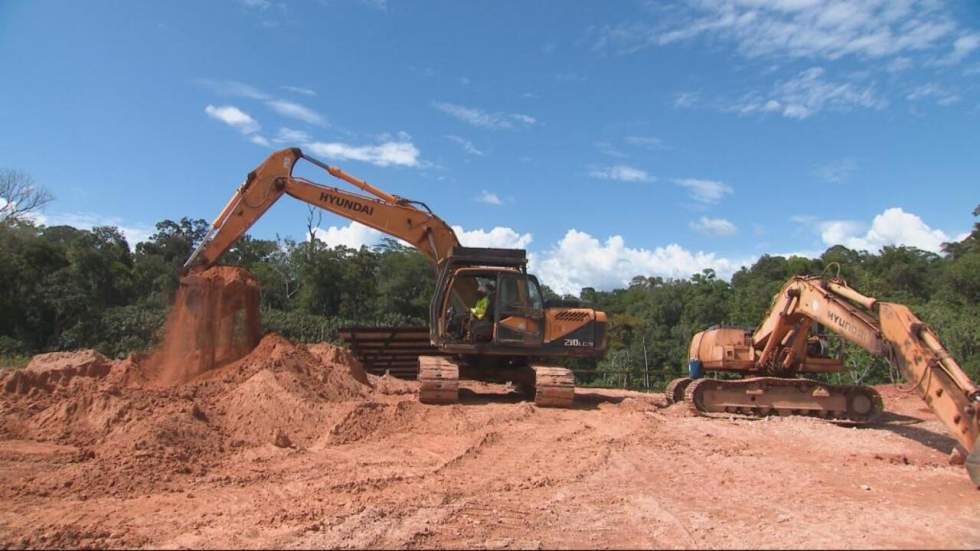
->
530 229 748 295
886 57 914 72
205 104 260 135
265 99 326 126
675 178 733 204
304 140 420 167
446 135 485 156
249 134 271 147
198 80 327 125
690 216 737 236
595 141 628 158
806 207 953 253
312 221 382 249
674 91 700 108
476 190 503 205
733 67 886 119
274 127 313 144
594 1 959 62
32 211 154 247
359 0 388 10
589 165 652 182
240 0 271 9
197 79 270 100
906 83 960 106
814 158 858 184
281 85 316 96
451 225 533 249
509 113 537 125
624 135 666 150
942 33 980 65
313 222 533 252
432 102 537 129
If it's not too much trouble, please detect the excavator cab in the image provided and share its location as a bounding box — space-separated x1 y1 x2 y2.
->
441 269 545 346
431 246 605 359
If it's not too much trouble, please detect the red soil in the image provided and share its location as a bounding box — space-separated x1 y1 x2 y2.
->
0 266 975 547
0 347 977 549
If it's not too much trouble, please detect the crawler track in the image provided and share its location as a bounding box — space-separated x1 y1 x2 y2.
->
683 376 884 423
532 366 575 408
418 356 459 404
664 377 693 405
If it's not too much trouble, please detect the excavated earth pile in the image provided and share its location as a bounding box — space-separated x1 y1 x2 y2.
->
0 266 977 548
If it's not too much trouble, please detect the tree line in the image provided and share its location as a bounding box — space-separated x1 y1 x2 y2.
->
0 203 977 389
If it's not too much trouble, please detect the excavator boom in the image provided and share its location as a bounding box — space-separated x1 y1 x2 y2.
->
185 148 459 271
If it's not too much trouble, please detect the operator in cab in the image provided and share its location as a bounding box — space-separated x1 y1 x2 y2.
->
470 282 494 320
468 281 495 342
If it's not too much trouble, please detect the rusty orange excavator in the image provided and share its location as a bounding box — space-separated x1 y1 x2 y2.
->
667 270 980 484
184 148 608 407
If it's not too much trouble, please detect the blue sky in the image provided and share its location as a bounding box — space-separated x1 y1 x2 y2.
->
1 0 978 294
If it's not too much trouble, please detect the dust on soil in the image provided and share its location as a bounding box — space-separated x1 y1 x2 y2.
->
0 268 976 548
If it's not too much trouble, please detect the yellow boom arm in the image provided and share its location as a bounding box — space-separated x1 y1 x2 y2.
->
184 148 460 270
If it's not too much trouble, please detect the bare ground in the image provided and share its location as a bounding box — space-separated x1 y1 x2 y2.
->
0 340 977 549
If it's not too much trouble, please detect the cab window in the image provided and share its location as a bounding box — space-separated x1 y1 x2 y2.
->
497 274 543 317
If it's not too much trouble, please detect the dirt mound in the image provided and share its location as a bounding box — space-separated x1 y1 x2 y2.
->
142 266 261 387
195 334 370 398
2 350 110 395
307 342 370 386
0 329 377 501
199 335 365 448
26 350 110 376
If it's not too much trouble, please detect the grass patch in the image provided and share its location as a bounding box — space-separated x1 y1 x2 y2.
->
0 355 31 370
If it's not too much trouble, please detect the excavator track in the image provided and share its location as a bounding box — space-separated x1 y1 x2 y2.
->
532 366 575 408
418 356 459 404
684 377 883 423
664 377 693 405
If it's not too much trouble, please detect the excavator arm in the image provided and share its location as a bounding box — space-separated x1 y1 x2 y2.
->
184 148 459 271
878 302 980 477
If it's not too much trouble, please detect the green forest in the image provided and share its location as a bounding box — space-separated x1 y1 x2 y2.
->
1 207 977 390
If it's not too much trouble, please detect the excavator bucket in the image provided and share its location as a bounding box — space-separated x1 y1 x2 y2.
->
967 441 980 486
144 267 261 385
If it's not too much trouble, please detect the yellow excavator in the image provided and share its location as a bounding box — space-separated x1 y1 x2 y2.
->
666 271 980 484
184 148 608 407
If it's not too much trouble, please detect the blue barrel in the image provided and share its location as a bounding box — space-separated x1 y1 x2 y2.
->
688 359 703 379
